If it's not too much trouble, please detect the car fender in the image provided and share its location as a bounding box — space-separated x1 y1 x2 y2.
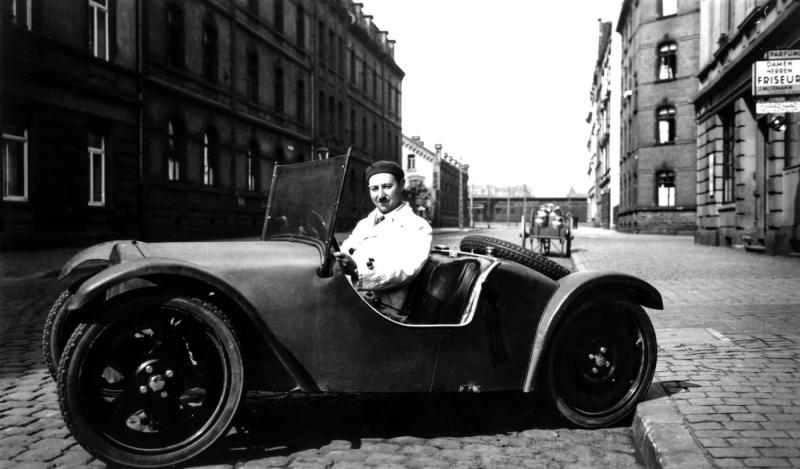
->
65 257 319 392
523 270 662 392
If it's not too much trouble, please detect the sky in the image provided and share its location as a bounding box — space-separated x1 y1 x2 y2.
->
363 1 622 197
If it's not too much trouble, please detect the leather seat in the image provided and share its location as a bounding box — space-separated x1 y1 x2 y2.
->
404 256 482 324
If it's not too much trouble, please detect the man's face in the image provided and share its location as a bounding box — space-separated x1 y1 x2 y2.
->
368 172 403 214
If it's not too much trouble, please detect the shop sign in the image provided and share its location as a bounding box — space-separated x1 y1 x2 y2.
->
755 98 800 114
752 59 800 96
767 50 800 60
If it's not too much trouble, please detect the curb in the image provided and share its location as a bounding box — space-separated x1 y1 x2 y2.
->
632 388 713 469
571 251 713 469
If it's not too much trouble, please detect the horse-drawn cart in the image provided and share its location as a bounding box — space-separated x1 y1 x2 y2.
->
522 203 572 257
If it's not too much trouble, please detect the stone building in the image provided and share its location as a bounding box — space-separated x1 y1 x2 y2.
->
616 0 699 234
400 135 469 228
587 20 619 229
470 185 588 227
1 0 401 248
694 0 800 255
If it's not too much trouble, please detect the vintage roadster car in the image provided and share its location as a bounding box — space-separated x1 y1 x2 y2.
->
43 154 660 468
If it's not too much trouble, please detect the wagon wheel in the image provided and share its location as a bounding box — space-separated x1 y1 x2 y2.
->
459 235 571 280
42 290 73 379
563 235 572 258
57 294 244 468
545 297 657 428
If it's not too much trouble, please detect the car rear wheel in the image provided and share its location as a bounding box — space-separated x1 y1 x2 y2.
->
545 297 657 428
460 235 571 280
57 294 244 468
42 289 73 380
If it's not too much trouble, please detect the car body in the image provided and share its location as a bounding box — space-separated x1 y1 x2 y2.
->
46 154 661 468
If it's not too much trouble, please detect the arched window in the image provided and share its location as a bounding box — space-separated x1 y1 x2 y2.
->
658 42 677 80
203 24 218 83
656 170 675 206
657 106 676 144
167 4 184 68
202 129 216 186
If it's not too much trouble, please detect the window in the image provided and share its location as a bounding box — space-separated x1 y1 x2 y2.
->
166 120 182 181
203 25 217 83
247 141 258 192
372 69 378 99
657 106 676 144
721 109 735 202
89 0 109 60
337 102 343 139
247 52 259 101
317 20 325 61
349 110 356 143
657 43 677 80
167 4 184 68
656 170 675 207
295 4 304 48
328 95 335 136
349 49 356 84
5 0 32 29
318 91 326 134
274 66 284 113
247 0 258 15
274 0 283 34
202 131 216 186
660 0 677 16
2 126 27 201
296 80 305 124
361 117 367 148
88 132 105 206
786 113 800 168
407 154 415 170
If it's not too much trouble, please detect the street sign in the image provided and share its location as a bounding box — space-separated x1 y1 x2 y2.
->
756 99 800 114
752 59 800 96
767 49 800 60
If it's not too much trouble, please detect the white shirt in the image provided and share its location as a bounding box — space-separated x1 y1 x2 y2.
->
341 202 432 309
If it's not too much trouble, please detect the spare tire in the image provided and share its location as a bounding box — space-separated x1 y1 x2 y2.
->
460 235 572 280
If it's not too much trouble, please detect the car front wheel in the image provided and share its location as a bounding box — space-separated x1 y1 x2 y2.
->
57 294 244 468
546 297 657 428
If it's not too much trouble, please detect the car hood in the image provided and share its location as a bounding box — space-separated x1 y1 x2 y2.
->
60 239 323 281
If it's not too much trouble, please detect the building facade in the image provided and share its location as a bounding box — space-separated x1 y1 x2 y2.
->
470 185 588 227
1 0 402 248
400 135 469 228
616 0 699 234
694 0 800 254
587 20 620 229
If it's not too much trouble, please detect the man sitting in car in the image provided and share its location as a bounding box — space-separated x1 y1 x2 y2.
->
334 160 432 320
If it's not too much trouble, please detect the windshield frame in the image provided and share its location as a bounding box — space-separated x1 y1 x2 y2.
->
261 152 350 273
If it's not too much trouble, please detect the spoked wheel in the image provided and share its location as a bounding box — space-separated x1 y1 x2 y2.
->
57 294 244 468
546 297 657 428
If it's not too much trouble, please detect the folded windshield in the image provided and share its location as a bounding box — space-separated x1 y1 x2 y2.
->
261 154 348 251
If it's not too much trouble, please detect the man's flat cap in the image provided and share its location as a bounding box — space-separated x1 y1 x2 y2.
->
365 160 404 182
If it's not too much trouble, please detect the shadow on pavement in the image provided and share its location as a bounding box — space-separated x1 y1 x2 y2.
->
195 392 592 464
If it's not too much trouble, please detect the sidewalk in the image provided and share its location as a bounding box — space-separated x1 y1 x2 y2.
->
572 227 800 468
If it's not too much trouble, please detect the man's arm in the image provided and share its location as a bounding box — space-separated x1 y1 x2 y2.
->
353 221 432 291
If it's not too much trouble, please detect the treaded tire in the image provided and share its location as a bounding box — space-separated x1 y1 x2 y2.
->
460 235 572 280
42 290 72 379
57 294 244 468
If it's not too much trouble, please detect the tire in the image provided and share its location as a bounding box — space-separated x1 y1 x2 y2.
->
545 298 657 428
459 235 572 280
57 294 244 468
42 290 73 380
